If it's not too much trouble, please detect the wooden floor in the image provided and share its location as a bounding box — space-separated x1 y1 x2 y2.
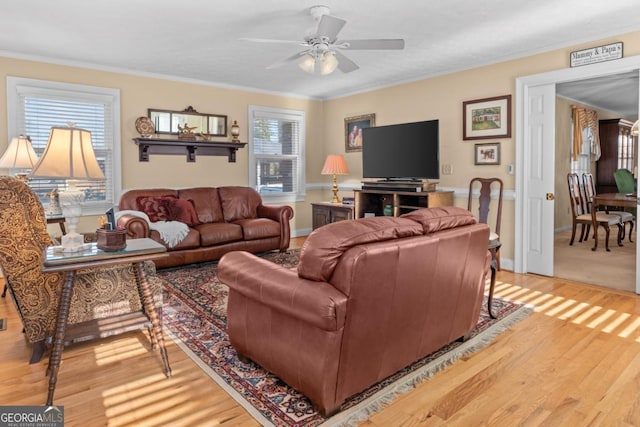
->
2 240 640 425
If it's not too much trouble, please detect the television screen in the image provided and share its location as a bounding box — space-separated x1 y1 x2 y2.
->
362 120 439 180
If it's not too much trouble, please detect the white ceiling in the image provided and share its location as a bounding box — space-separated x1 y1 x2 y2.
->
1 0 640 109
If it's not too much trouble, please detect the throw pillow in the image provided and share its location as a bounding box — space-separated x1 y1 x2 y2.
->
166 198 200 226
136 195 176 222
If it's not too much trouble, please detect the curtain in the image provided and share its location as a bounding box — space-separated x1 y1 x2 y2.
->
572 106 600 161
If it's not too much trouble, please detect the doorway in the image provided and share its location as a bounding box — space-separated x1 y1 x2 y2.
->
553 74 638 292
515 56 640 294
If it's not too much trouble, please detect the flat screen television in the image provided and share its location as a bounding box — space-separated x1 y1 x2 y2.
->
362 119 439 180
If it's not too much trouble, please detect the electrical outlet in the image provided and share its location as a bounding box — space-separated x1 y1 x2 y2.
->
441 164 453 175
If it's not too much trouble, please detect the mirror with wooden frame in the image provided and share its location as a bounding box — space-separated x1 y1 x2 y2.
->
149 106 227 137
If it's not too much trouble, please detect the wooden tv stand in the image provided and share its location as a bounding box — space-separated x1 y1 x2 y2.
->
354 189 454 218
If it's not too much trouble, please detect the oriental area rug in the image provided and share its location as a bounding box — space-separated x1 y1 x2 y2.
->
158 250 532 427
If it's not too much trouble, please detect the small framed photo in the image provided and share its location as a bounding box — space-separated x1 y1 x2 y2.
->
474 142 500 165
463 95 511 140
345 113 375 152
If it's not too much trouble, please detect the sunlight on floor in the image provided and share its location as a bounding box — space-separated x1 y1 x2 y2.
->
492 280 640 342
92 341 151 366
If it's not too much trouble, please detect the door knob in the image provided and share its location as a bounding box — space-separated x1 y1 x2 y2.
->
546 193 555 200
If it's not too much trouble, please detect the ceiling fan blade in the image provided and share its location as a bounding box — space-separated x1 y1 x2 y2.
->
315 14 346 41
337 39 405 50
240 37 305 46
266 51 309 70
333 50 359 73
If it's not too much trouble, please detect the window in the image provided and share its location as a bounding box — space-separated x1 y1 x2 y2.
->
570 125 592 176
7 77 121 215
248 106 305 202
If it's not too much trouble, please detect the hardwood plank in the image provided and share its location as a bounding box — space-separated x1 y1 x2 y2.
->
3 249 640 426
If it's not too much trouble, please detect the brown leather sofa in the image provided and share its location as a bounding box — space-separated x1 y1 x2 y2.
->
118 186 293 269
218 206 491 416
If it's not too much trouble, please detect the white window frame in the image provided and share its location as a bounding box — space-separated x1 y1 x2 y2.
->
6 76 122 216
248 105 306 203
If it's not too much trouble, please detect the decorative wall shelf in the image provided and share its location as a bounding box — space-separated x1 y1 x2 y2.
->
133 137 246 163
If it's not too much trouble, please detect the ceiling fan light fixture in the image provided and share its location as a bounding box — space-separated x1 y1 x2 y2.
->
298 54 316 74
320 51 338 75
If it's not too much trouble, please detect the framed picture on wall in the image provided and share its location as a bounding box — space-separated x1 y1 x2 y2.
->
474 142 501 165
463 95 511 140
345 113 375 152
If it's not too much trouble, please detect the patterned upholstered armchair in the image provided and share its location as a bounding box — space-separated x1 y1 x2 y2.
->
0 177 164 363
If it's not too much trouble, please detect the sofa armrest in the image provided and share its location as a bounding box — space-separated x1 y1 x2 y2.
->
117 214 150 239
218 251 346 331
257 204 294 251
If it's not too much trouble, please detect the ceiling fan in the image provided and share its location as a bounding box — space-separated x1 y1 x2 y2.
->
241 5 405 75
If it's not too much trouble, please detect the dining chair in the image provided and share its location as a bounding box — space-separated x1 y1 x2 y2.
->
567 173 621 251
468 177 503 270
584 172 634 242
614 168 636 194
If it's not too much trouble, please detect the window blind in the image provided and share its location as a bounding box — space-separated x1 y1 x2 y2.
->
7 77 121 215
249 107 305 199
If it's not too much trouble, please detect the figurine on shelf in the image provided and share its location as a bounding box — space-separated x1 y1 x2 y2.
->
231 120 241 142
45 189 63 217
177 123 197 140
198 132 212 141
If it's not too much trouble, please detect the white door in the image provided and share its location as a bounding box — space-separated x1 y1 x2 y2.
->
524 84 556 276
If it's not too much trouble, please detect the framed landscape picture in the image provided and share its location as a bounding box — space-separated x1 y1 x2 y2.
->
474 142 500 165
463 95 511 140
345 113 375 152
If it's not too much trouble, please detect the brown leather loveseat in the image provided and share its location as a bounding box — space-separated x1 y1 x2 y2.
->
118 186 293 269
218 206 491 416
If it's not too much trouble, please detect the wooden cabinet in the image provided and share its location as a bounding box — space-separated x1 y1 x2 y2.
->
311 202 354 230
354 189 454 218
597 119 637 194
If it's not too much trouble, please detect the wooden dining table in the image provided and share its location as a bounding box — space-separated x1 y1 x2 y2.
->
591 192 638 251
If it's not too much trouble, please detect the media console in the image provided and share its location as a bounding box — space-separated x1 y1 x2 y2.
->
354 188 454 218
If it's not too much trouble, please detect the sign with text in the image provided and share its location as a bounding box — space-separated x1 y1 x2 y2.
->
0 406 64 427
570 42 623 67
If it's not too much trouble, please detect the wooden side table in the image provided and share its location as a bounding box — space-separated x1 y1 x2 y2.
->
42 238 171 405
311 202 354 230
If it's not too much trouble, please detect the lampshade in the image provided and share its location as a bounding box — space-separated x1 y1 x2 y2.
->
0 135 39 183
322 154 349 204
0 135 38 170
321 154 349 175
30 126 104 180
30 125 104 252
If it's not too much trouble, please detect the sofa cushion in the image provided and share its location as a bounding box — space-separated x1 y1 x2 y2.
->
193 222 243 246
400 206 477 233
166 198 200 226
178 188 224 224
218 186 262 222
233 218 281 241
120 189 178 211
298 216 423 282
136 195 176 222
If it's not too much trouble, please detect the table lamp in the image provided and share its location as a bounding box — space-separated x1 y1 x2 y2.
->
0 135 39 181
321 154 349 204
30 125 105 252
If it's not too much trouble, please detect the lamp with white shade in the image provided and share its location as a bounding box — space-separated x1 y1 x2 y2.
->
321 154 349 204
30 125 105 252
0 135 39 181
